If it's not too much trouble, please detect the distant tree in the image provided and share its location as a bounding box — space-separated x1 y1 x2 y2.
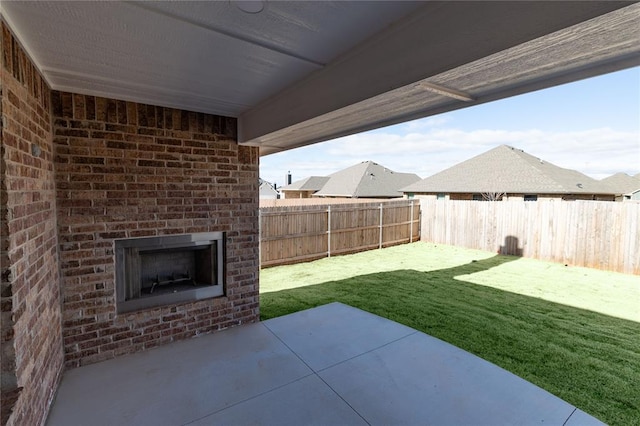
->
481 191 506 201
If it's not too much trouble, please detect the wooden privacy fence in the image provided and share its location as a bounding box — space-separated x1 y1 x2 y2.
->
420 199 640 275
260 200 420 267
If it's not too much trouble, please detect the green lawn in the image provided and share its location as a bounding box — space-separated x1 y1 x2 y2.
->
260 243 640 426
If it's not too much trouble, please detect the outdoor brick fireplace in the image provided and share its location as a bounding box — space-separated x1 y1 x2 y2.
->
52 91 261 369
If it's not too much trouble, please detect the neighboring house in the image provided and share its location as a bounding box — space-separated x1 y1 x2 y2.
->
401 145 617 201
600 173 640 201
280 176 330 199
280 161 421 199
626 189 640 201
259 178 279 199
314 161 421 198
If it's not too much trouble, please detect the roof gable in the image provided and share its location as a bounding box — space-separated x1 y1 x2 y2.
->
402 145 614 195
280 176 330 191
315 161 421 197
259 178 277 191
601 173 640 194
259 179 279 198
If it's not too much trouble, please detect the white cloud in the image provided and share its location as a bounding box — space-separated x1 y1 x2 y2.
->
261 126 640 184
401 116 453 131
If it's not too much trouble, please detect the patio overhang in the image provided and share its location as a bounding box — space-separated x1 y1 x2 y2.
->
1 1 639 156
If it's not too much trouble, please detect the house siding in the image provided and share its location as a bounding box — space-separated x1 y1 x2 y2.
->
282 190 315 199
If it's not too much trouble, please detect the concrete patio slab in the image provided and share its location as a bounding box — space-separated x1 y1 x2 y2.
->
565 408 609 426
46 323 312 426
319 331 576 425
46 302 604 426
263 301 416 371
186 374 368 426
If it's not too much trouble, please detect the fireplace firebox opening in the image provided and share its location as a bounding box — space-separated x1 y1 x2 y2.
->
115 232 225 313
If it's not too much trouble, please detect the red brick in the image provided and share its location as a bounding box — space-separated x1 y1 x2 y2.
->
2 22 65 426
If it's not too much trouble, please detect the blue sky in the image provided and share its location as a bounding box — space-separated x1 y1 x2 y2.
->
260 67 640 187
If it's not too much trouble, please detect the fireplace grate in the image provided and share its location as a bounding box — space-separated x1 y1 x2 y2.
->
148 271 195 294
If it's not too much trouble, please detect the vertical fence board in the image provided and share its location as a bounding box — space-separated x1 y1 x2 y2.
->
420 199 639 275
260 200 419 267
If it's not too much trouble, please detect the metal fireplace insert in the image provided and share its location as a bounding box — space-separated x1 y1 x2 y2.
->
115 232 225 313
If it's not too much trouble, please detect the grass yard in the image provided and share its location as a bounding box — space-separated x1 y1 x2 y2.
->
260 242 640 426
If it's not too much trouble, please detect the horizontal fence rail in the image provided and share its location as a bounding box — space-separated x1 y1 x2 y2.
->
420 199 640 275
260 200 420 267
259 198 384 207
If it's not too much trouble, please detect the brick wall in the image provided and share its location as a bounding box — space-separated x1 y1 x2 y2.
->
1 22 65 426
52 92 260 368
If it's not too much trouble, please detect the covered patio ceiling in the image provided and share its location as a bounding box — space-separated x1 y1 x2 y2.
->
1 1 639 155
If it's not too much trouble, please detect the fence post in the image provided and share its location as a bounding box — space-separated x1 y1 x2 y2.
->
379 203 383 249
327 205 331 258
418 200 422 242
410 200 414 243
258 208 262 265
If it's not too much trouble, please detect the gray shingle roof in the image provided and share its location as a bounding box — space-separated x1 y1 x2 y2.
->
314 161 421 198
259 178 278 198
259 178 275 189
280 176 330 192
401 145 615 195
600 173 640 194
